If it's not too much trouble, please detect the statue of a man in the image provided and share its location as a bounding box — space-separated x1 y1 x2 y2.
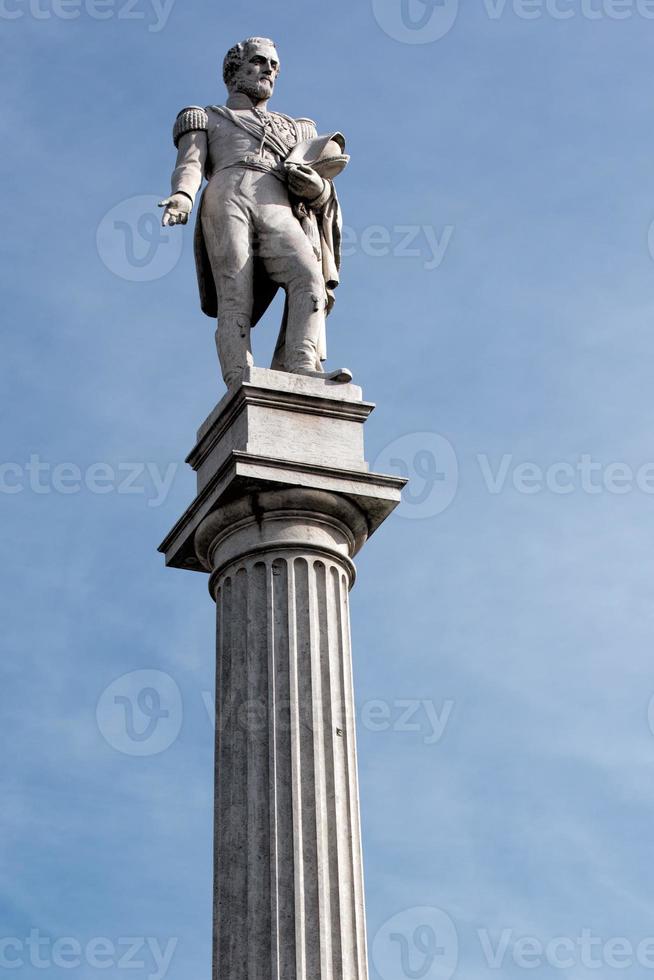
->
159 37 351 389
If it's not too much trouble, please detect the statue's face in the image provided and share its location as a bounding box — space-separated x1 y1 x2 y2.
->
232 42 280 101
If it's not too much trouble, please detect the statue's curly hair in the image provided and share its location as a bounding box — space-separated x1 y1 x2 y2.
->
223 37 278 87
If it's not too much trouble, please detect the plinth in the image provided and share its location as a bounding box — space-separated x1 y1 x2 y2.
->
159 368 405 980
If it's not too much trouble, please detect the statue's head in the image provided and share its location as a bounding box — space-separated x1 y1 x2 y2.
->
223 37 280 101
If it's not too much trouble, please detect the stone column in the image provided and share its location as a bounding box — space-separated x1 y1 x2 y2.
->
159 369 405 980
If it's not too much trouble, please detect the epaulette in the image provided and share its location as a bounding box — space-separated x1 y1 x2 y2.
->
295 117 318 142
173 106 209 148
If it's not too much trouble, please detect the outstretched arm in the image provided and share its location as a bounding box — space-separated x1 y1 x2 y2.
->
159 107 208 227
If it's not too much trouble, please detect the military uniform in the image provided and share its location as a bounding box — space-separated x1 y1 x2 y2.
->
170 104 339 387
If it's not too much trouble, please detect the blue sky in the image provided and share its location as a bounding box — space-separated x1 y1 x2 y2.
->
4 0 654 977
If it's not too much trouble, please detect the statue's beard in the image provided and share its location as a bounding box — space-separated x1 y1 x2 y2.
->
236 77 274 101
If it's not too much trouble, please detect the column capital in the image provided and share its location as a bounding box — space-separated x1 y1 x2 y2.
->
196 487 369 595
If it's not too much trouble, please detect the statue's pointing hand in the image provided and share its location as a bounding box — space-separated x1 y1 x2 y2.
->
285 163 325 203
159 193 192 227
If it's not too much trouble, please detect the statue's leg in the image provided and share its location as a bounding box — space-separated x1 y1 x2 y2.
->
201 173 255 388
215 311 254 389
253 179 326 375
264 246 325 373
269 304 289 372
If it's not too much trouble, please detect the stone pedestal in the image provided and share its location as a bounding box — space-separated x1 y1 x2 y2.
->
159 368 405 980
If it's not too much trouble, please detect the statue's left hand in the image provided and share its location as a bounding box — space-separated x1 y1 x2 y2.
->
285 163 325 203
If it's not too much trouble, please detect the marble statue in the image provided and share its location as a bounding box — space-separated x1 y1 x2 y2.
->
159 37 352 389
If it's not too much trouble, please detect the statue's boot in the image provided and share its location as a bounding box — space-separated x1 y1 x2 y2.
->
283 283 353 381
294 367 354 384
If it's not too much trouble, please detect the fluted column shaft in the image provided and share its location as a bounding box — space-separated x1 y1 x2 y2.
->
195 489 369 980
